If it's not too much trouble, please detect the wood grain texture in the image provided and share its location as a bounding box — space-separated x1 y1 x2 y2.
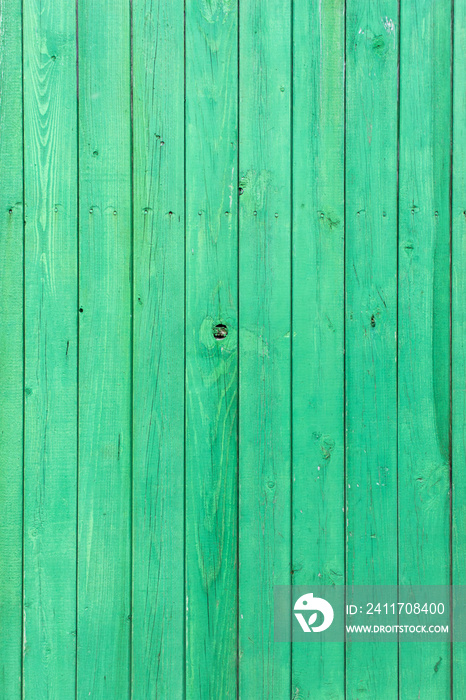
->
292 0 345 697
22 0 78 696
0 0 23 695
185 1 238 697
398 0 452 696
131 0 185 698
77 0 132 695
345 2 399 698
238 0 292 697
452 1 466 695
0 2 463 696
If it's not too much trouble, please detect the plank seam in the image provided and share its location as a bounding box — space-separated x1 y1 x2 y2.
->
290 0 294 694
396 0 401 696
129 0 135 696
343 2 347 697
20 0 26 693
236 0 240 697
449 2 455 697
75 0 81 695
183 2 187 697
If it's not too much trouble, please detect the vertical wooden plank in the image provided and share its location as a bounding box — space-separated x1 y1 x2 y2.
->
345 2 399 698
22 0 78 695
452 1 466 696
77 0 132 696
184 1 238 697
0 0 23 694
131 0 185 697
398 0 452 696
238 0 291 697
292 0 345 697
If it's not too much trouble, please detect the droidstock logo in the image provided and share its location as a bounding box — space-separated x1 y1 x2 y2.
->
294 593 334 633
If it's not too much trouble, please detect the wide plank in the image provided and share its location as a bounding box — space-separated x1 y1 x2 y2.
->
0 0 24 695
185 1 239 696
292 0 345 697
398 0 452 696
131 0 185 697
345 2 399 697
23 0 78 695
77 0 132 695
452 0 466 695
239 0 292 696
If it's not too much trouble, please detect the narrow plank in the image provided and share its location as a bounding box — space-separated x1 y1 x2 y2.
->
0 0 23 694
238 0 292 696
184 2 238 697
22 0 78 695
131 0 185 697
76 0 132 695
452 1 466 695
345 3 399 698
398 0 452 696
292 0 345 697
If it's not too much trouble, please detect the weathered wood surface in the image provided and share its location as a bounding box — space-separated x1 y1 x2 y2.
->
132 0 185 697
345 2 398 698
185 2 238 698
292 0 345 697
453 1 466 696
398 0 452 697
0 1 461 697
23 0 78 695
77 0 132 696
0 0 23 695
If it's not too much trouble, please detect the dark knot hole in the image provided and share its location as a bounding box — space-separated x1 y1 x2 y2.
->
213 324 228 339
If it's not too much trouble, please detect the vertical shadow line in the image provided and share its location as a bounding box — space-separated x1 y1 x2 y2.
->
290 0 294 693
396 0 401 697
236 0 240 697
183 0 187 697
449 2 455 697
343 1 347 697
129 0 135 696
20 0 26 695
75 0 80 696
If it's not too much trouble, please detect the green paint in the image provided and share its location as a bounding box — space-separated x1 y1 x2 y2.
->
0 1 460 697
453 2 466 696
185 1 238 697
77 0 132 696
0 0 23 695
131 0 185 698
238 0 291 697
22 0 78 695
345 3 398 698
292 0 345 697
398 0 452 697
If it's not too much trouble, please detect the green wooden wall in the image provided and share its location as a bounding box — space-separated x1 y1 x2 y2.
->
0 0 463 697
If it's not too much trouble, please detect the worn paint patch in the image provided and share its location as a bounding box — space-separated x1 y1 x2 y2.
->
239 169 273 210
200 0 236 23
